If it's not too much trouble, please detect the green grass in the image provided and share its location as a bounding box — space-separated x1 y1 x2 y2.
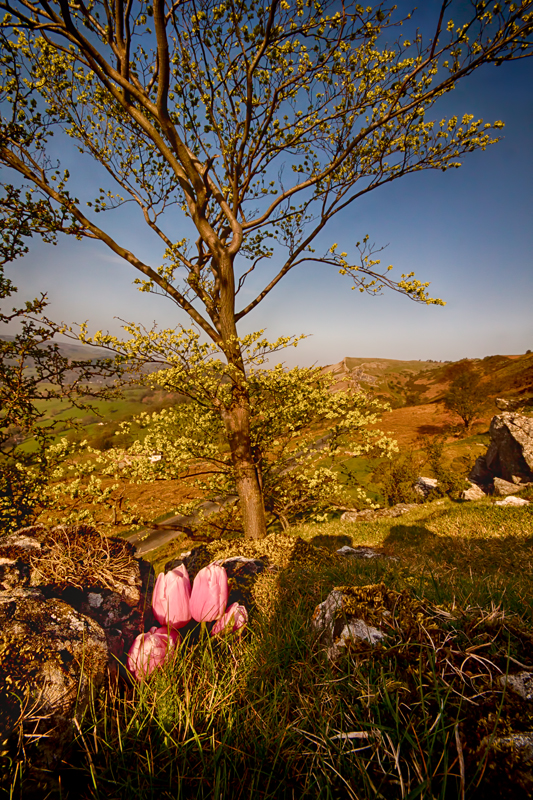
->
4 499 532 799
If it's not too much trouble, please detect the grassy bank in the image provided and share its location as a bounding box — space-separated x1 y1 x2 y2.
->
4 500 533 799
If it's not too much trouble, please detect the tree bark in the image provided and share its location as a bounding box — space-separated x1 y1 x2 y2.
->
217 251 267 539
220 394 267 539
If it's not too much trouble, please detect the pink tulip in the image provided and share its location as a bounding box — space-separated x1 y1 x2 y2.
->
189 563 228 622
211 602 248 636
127 626 179 680
152 564 192 629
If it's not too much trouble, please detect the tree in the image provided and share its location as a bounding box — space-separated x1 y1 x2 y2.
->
443 365 486 431
0 1 531 538
0 275 124 530
113 341 396 532
0 213 122 530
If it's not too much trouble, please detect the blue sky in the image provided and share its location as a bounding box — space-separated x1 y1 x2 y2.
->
3 3 532 368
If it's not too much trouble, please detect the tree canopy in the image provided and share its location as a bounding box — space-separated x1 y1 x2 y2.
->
1 0 532 537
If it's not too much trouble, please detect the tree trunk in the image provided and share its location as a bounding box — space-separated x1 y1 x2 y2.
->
220 394 267 539
216 250 267 539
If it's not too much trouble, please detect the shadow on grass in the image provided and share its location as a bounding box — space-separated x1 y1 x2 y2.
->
309 532 353 551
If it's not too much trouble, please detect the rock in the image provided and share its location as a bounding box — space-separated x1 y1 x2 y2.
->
327 620 387 659
469 454 493 485
311 586 388 660
341 503 417 522
495 397 523 411
414 477 438 497
0 525 155 664
0 524 157 789
213 555 266 578
484 413 533 483
499 672 533 702
0 587 108 777
335 545 398 561
336 545 384 558
461 481 487 501
480 732 533 794
495 496 530 507
493 476 524 496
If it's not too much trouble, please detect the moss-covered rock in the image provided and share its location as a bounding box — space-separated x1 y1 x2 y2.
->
0 588 108 787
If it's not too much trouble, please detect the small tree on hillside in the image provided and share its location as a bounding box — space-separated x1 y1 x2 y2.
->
443 366 486 432
1 1 532 537
72 328 396 533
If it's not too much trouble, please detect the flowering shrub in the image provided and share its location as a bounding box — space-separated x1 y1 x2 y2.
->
127 562 247 680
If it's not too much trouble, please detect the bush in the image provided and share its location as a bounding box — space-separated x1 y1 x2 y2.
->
420 437 470 500
374 451 423 506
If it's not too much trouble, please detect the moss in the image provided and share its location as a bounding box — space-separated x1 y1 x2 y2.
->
334 582 442 645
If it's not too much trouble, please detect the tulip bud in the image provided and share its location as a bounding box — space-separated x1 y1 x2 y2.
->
211 602 248 636
152 564 192 629
189 563 228 622
127 626 179 680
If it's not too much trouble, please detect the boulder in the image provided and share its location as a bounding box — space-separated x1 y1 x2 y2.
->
461 481 487 501
493 477 524 496
0 587 108 777
469 454 493 485
0 524 156 787
484 413 533 484
414 476 438 497
495 496 530 507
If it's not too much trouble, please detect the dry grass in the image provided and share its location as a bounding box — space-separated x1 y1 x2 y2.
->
29 525 138 591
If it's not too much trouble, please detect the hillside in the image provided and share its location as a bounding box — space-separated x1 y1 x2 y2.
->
0 333 110 362
324 352 533 411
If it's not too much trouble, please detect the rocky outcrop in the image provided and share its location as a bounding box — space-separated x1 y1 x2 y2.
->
0 588 108 777
472 414 533 484
341 503 418 522
0 524 155 786
469 413 533 495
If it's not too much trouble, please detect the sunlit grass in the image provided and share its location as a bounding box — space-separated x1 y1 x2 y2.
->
4 499 533 799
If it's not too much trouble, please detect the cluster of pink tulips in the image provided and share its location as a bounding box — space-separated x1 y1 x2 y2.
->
127 562 247 680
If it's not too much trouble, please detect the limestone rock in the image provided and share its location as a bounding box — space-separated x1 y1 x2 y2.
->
493 476 524 496
0 588 108 774
461 481 487 501
469 454 493 485
336 545 384 559
480 732 533 794
495 495 530 507
499 672 533 702
327 620 387 659
311 587 387 660
414 476 438 497
485 413 533 483
341 503 417 522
